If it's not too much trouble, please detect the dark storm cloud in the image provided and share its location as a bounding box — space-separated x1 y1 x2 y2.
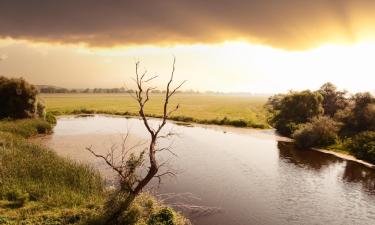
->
0 0 374 49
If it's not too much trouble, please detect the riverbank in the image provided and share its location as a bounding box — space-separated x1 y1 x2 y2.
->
56 113 375 169
311 147 375 169
41 93 270 129
0 118 189 224
31 114 375 225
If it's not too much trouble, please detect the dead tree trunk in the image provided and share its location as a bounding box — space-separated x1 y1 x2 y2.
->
87 58 185 225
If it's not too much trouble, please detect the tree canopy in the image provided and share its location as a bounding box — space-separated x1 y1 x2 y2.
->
0 76 38 119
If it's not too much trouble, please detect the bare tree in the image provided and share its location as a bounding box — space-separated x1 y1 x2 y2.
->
86 57 186 224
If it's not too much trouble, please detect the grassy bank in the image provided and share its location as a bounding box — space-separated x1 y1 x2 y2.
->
0 119 189 224
41 93 269 128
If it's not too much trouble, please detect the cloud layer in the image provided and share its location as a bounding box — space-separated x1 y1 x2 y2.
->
1 0 375 49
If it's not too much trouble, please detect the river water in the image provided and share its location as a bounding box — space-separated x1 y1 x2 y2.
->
36 115 375 225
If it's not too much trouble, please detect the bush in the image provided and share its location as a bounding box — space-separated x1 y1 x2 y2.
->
293 116 339 148
347 131 375 163
45 111 57 125
0 76 38 119
148 207 176 225
268 90 324 136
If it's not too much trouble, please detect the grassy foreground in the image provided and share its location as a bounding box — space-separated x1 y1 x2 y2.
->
41 93 269 128
0 119 189 224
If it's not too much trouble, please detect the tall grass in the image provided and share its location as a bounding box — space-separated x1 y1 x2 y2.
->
0 118 189 224
0 132 104 207
0 119 104 224
0 119 53 138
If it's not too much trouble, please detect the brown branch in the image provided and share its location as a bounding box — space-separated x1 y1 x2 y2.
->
86 146 125 180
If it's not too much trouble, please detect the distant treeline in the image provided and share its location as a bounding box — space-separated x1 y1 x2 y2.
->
38 86 134 94
36 85 267 95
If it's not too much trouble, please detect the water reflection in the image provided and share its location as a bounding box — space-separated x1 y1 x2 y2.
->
278 141 342 171
35 116 375 225
343 162 375 194
278 141 375 193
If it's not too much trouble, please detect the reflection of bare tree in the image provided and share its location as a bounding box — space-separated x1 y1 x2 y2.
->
342 161 375 193
277 141 341 171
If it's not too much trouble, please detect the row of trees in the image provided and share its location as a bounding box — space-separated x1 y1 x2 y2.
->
39 86 190 94
38 86 133 94
267 83 375 163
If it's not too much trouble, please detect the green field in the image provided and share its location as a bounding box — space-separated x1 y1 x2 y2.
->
41 93 270 128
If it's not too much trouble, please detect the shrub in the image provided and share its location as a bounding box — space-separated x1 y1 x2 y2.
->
267 90 324 136
341 93 375 135
293 116 339 148
0 76 38 119
148 207 176 225
45 111 57 125
36 101 46 118
347 131 375 163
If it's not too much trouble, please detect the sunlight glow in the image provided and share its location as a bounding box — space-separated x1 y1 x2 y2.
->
1 39 375 93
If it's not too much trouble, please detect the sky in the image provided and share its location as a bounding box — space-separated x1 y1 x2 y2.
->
0 0 375 94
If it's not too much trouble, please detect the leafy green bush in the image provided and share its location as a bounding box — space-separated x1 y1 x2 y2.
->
338 92 375 136
45 111 57 125
347 131 375 163
149 207 176 225
267 90 324 136
293 116 339 148
0 76 38 119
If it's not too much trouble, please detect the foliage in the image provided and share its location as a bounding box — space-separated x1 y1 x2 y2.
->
45 111 57 125
347 131 375 163
148 207 175 225
318 82 348 117
86 193 189 225
267 90 324 136
293 116 340 148
339 92 375 135
0 76 38 119
36 101 46 118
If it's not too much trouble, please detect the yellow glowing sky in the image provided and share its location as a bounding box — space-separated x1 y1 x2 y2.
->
1 39 374 94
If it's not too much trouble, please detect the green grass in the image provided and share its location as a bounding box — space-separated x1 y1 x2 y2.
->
41 93 270 128
0 119 53 138
0 118 189 224
0 119 104 224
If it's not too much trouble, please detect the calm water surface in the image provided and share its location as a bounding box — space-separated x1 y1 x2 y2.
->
37 115 375 225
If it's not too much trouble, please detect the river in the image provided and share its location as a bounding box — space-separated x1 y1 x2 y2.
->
35 115 375 225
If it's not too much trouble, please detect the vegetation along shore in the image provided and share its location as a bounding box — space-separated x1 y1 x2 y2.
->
0 76 189 224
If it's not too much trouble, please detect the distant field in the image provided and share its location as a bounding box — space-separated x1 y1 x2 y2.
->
41 93 270 128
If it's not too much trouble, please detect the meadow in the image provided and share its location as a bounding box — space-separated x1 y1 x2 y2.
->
41 93 270 128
